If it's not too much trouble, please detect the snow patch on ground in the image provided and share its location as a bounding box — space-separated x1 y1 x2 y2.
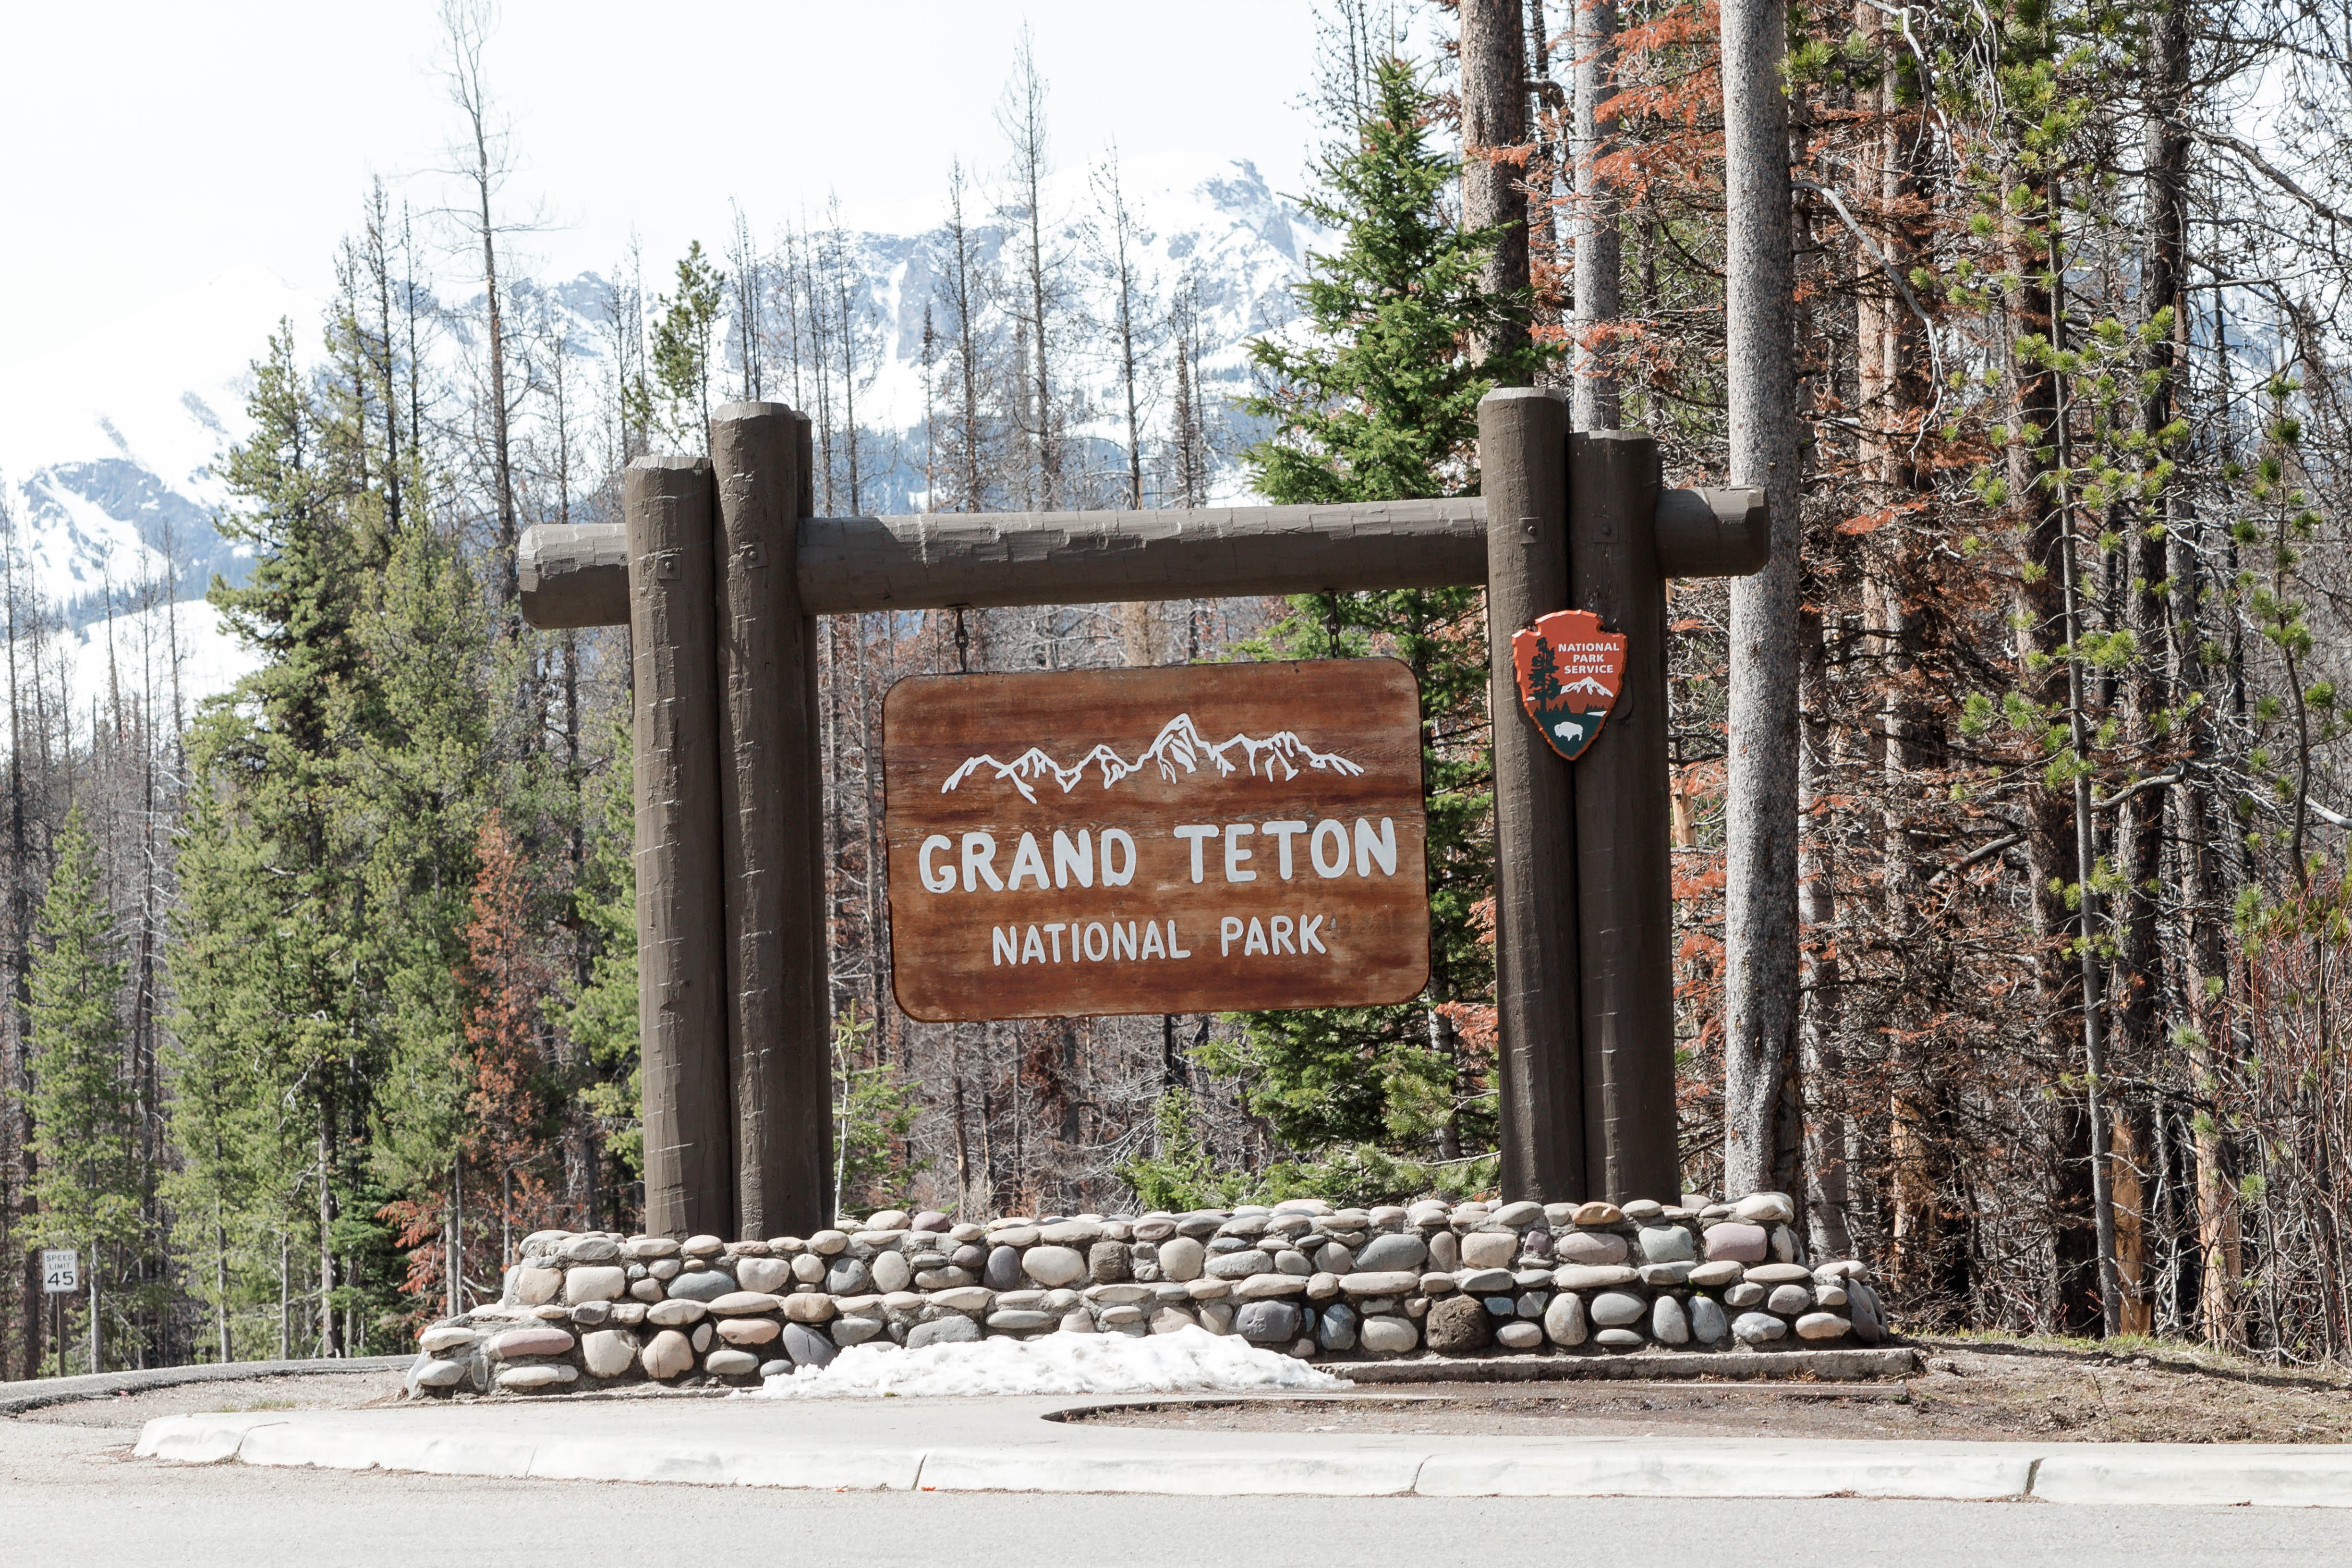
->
744 1326 1349 1400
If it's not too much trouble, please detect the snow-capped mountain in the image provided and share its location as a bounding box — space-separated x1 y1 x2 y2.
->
946 712 1364 803
0 158 1322 721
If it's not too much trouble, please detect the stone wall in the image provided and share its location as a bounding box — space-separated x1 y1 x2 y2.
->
405 1192 1891 1396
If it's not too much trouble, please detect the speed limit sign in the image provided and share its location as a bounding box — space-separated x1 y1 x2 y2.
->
40 1249 77 1293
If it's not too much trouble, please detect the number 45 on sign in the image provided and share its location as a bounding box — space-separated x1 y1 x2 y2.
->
40 1249 77 1293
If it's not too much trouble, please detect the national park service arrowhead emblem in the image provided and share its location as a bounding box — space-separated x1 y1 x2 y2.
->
1513 609 1626 762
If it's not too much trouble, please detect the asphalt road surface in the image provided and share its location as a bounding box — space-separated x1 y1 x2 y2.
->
10 1403 2352 1568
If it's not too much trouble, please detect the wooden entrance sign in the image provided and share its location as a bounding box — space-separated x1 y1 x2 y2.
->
518 392 1769 1228
883 660 1429 1021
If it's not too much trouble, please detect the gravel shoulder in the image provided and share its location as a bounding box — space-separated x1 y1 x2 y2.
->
6 1370 410 1430
1061 1337 2352 1445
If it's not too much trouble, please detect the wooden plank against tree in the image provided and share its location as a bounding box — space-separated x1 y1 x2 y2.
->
1481 388 1586 1203
884 661 1429 1021
711 403 831 1240
627 455 734 1240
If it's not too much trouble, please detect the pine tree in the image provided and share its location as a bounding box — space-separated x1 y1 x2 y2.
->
26 808 137 1361
650 241 726 452
1208 53 1552 1193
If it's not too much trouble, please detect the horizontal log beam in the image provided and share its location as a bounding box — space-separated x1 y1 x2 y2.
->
518 489 1766 631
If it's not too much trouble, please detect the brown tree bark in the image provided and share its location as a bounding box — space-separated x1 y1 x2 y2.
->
1461 0 1532 365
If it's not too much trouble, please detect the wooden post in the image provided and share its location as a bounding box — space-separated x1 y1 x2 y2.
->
710 404 832 1239
626 455 733 1239
1568 431 1680 1202
1480 387 1585 1201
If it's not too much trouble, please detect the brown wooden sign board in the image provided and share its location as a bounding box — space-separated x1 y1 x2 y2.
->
883 659 1431 1021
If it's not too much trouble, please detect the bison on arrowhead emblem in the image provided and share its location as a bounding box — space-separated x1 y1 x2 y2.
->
1512 609 1626 762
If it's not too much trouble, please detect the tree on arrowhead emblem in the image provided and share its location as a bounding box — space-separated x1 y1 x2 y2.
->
1511 609 1626 761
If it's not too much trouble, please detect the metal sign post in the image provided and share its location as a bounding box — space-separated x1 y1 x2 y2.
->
518 392 1767 1226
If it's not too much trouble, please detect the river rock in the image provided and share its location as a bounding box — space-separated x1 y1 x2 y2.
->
1689 1260 1745 1288
1340 1270 1422 1297
560 1235 621 1264
1552 1264 1639 1290
1149 1306 1199 1335
823 1258 868 1295
1157 1236 1206 1281
1089 1240 1130 1283
646 1298 707 1326
1425 1230 1460 1271
647 1258 682 1280
509 1266 562 1306
419 1325 478 1355
1593 1328 1645 1349
1455 1267 1515 1294
907 1315 983 1350
412 1358 469 1389
1041 1218 1103 1246
1689 1296 1728 1344
487 1326 575 1359
702 1348 758 1378
1766 1283 1813 1315
706 1290 780 1316
642 1329 693 1379
1022 1245 1087 1287
580 1328 637 1376
1748 1262 1813 1285
1571 1201 1624 1226
716 1316 781 1346
1313 1241 1356 1275
1637 1226 1696 1264
1423 1294 1490 1354
865 1251 911 1293
667 1270 735 1303
791 1255 827 1285
782 1293 836 1324
1733 1191 1797 1226
1651 1295 1691 1345
1543 1291 1588 1346
1354 1233 1428 1273
1847 1282 1887 1344
829 1317 883 1347
1796 1311 1852 1341
1315 1302 1358 1350
932 1286 995 1313
1495 1320 1543 1350
910 1210 951 1233
1732 1311 1789 1345
1235 1273 1306 1300
1235 1300 1303 1344
1704 1222 1769 1264
624 1236 680 1260
1552 1231 1629 1268
497 1363 577 1391
1361 1314 1419 1353
1588 1290 1646 1328
808 1228 849 1256
569 1301 611 1327
1726 1282 1766 1308
734 1256 792 1294
1459 1231 1519 1269
970 1247 1015 1292
1491 1200 1545 1227
1620 1199 1665 1223
1206 1248 1272 1280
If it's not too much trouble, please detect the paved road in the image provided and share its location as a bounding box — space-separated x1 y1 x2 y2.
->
8 1409 2351 1567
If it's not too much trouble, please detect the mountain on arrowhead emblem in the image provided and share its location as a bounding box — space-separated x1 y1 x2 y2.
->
1512 609 1627 762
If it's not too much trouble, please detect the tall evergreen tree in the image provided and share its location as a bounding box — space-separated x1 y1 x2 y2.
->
1204 54 1552 1195
26 808 136 1364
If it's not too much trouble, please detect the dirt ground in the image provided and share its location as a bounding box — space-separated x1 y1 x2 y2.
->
1063 1338 2352 1445
9 1370 409 1430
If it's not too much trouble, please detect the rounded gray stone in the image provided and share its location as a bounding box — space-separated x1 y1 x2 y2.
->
825 1257 872 1295
666 1270 734 1303
1592 1327 1645 1349
982 1245 1022 1292
1637 1225 1696 1264
1651 1295 1691 1345
1353 1233 1429 1274
1588 1289 1647 1327
1766 1282 1813 1316
1022 1245 1087 1288
870 1251 913 1294
906 1315 984 1350
1732 1310 1789 1345
703 1348 760 1377
1495 1320 1544 1350
1542 1291 1587 1346
1359 1313 1418 1353
782 1322 837 1367
1157 1235 1206 1281
1689 1296 1729 1344
1316 1302 1358 1351
1234 1299 1303 1344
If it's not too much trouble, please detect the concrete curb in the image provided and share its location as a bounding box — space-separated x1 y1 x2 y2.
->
130 1407 2352 1506
1344 1346 1921 1384
0 1355 408 1417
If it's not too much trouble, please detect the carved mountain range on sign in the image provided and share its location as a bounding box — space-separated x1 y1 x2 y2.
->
943 712 1364 803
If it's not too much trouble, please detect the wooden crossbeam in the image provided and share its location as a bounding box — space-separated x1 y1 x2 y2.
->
519 489 1763 631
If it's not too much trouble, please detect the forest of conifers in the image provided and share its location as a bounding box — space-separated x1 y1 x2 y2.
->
2 0 2350 1376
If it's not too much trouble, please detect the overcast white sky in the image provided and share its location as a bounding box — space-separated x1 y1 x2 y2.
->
0 1 1328 368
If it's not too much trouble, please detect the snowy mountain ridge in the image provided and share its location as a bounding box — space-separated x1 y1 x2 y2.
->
944 712 1364 803
0 158 1323 719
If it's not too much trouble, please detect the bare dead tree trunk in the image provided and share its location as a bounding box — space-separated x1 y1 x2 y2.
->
1718 0 1805 1197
